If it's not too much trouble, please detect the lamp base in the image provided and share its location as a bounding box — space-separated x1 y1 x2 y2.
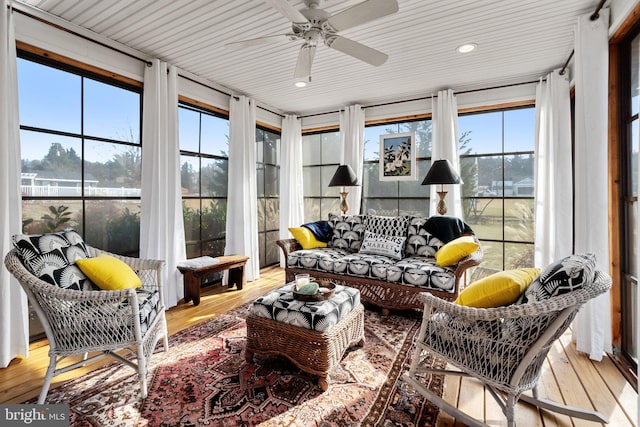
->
436 191 448 215
340 191 349 215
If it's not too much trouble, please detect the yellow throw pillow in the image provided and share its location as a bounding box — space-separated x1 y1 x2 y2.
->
288 227 327 250
455 268 541 308
435 235 479 266
76 254 142 290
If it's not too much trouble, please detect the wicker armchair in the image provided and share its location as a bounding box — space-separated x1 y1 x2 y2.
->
4 246 169 404
402 270 612 427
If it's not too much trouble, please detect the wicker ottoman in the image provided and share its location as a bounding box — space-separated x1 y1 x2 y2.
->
245 283 365 391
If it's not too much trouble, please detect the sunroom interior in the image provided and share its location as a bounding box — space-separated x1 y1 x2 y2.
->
1 0 639 424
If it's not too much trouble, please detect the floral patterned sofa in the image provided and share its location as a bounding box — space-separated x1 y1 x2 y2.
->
277 214 483 314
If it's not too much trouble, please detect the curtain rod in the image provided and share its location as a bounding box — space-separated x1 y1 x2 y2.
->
12 8 153 67
177 73 284 118
559 0 607 75
299 79 539 119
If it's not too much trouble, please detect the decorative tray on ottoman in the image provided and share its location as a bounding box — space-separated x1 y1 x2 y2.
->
292 281 336 302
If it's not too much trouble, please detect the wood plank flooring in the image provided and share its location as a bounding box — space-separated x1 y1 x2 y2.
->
0 265 637 427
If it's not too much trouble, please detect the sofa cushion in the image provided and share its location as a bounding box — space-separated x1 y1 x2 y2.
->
287 247 350 273
386 256 456 292
405 217 444 257
301 220 333 242
288 227 327 249
521 253 596 303
364 214 410 237
333 253 395 280
12 229 95 291
359 231 406 260
327 213 366 251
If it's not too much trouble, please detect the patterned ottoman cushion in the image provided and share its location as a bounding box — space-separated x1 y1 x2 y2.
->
287 247 351 272
251 284 361 332
333 253 396 279
386 256 456 291
405 217 445 256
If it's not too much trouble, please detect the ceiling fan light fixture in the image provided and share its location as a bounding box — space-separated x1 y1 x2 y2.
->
456 43 477 53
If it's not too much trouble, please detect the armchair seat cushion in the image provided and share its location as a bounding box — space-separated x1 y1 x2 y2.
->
134 289 162 335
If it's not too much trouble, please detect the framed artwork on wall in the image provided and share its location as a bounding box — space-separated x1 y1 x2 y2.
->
379 132 417 181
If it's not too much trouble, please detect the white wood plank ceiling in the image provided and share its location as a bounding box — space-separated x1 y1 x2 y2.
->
19 0 600 115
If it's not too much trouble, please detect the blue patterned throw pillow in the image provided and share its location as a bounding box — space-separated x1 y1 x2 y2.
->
12 229 94 291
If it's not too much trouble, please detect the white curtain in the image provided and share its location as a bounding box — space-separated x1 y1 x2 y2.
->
0 0 29 367
140 59 187 309
431 89 463 218
534 70 572 267
226 95 259 281
572 8 612 361
339 105 365 215
279 114 304 267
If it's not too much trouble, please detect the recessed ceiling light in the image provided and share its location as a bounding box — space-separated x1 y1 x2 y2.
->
456 43 477 53
294 80 307 88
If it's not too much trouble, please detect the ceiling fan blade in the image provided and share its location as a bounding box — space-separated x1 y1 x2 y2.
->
225 34 291 48
294 44 316 79
326 35 388 66
264 0 308 24
325 0 398 32
225 34 292 48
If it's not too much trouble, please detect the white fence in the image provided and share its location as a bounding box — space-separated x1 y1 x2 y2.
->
21 185 141 197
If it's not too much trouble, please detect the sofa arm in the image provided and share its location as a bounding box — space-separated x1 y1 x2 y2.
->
452 237 483 293
276 239 302 259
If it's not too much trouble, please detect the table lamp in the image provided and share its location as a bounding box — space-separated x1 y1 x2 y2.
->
421 159 463 215
328 164 360 215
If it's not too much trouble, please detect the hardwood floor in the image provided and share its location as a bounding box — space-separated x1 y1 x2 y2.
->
0 265 637 426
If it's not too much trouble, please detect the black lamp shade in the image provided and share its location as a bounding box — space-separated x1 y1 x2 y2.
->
329 164 360 187
421 159 463 185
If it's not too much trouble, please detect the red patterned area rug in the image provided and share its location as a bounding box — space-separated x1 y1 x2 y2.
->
29 304 445 426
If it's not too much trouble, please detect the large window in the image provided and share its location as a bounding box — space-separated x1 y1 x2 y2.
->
362 120 432 216
459 107 536 270
17 54 142 256
256 127 281 267
179 103 229 259
302 130 342 221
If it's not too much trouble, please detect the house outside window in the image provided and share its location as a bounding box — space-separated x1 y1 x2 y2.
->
17 54 142 257
459 107 536 270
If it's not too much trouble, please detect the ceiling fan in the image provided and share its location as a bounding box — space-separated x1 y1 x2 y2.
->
226 0 399 81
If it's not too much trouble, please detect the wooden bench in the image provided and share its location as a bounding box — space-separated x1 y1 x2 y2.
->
177 255 249 306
